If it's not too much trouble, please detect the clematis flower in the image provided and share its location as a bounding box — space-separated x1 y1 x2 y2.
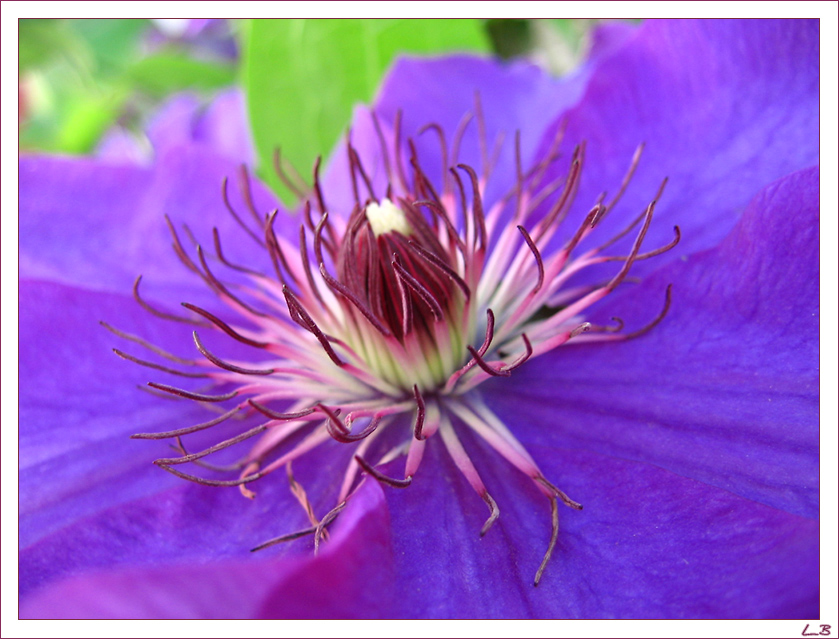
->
19 19 819 619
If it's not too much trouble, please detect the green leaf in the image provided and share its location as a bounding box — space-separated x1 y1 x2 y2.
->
127 51 237 98
19 19 84 71
243 19 489 205
67 19 149 75
55 91 127 154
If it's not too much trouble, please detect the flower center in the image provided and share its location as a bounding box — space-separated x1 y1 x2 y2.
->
114 102 678 586
333 196 468 390
364 198 411 237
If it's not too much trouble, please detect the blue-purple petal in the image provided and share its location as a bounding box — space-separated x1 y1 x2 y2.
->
385 437 817 618
19 146 283 300
534 19 818 274
487 166 819 519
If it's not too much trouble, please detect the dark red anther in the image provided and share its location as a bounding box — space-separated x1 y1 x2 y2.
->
154 424 269 467
272 147 308 201
131 406 241 440
466 345 512 377
412 385 426 440
192 331 276 376
501 334 533 373
147 382 238 402
517 225 544 294
112 348 207 378
282 285 346 365
221 177 265 248
248 400 316 421
354 455 412 488
181 303 269 349
456 164 487 251
212 227 263 276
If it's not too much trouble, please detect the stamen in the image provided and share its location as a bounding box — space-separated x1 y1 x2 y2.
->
597 177 669 253
314 501 348 554
418 122 449 194
392 259 445 322
318 264 393 337
602 225 681 262
298 218 329 309
456 164 487 251
212 228 264 276
247 399 316 421
535 475 583 510
146 382 238 402
236 164 265 228
466 344 511 377
407 241 470 300
112 348 207 378
100 321 195 365
287 461 320 529
181 303 270 348
349 144 376 202
282 286 346 365
220 177 265 247
272 147 308 200
354 455 412 488
192 331 276 375
412 385 426 440
131 405 241 439
370 110 393 187
438 415 500 536
133 275 206 325
533 497 559 587
154 423 269 466
622 284 673 339
516 225 544 294
158 463 263 487
602 143 644 216
196 245 271 319
393 109 409 193
264 210 294 286
500 334 532 373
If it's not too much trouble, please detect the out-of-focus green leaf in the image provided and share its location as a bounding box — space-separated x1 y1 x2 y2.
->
67 19 149 75
243 19 490 205
127 51 237 97
19 19 84 71
56 91 127 154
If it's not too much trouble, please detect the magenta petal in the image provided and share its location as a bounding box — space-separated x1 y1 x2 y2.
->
488 166 819 519
20 480 392 619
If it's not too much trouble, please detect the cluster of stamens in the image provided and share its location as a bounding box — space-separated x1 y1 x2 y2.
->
108 99 677 585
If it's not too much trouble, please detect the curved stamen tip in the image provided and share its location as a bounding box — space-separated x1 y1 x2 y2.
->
354 455 412 488
480 492 500 537
570 323 591 339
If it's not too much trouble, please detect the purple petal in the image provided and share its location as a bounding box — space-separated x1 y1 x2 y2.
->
19 146 284 299
587 20 638 63
385 437 817 618
147 89 255 164
321 54 594 217
20 279 214 552
534 19 818 273
21 480 393 619
487 166 819 519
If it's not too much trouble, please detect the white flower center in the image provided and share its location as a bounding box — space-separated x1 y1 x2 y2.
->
365 198 411 237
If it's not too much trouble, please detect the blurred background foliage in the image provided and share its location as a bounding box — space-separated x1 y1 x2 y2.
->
19 18 612 204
